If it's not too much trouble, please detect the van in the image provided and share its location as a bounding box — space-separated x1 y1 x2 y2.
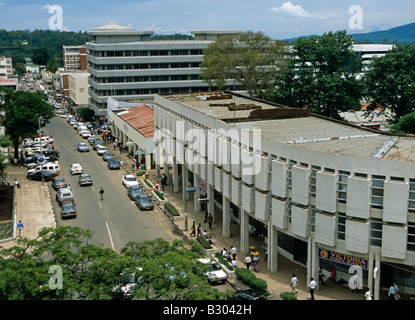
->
55 187 74 206
34 136 54 145
27 162 61 175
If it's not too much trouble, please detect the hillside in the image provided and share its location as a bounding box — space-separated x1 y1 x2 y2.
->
285 22 415 44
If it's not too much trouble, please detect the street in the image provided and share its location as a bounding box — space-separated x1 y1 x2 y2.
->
44 116 179 251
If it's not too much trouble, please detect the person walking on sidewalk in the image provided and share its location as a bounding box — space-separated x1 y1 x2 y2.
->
291 274 298 294
190 221 196 237
308 277 317 300
99 187 104 200
230 246 237 260
16 220 24 238
244 255 252 270
207 213 213 229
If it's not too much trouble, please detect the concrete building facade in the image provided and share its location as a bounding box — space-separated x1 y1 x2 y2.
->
85 23 242 116
153 91 415 299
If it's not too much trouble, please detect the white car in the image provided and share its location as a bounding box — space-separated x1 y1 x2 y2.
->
80 130 91 139
197 258 228 284
70 163 83 175
96 145 107 156
122 175 139 188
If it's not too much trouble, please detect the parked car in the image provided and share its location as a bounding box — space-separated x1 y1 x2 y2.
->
197 258 228 284
80 130 91 139
77 142 90 152
93 139 103 150
108 158 121 170
52 177 68 190
42 149 60 160
26 170 56 181
61 202 77 219
27 162 61 175
122 175 139 188
23 154 50 167
97 145 107 156
127 185 144 200
234 289 269 300
70 163 83 175
56 187 74 206
88 135 97 145
134 193 154 211
78 173 93 186
102 151 113 161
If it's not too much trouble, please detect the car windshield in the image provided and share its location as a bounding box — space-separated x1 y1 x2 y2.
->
126 177 136 181
138 195 150 201
81 175 91 179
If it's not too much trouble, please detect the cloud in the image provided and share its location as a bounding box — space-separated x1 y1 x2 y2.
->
270 2 310 18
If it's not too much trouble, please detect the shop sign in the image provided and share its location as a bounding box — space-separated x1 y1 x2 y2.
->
318 248 368 270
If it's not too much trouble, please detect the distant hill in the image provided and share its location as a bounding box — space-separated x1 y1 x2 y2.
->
285 22 415 44
351 22 415 43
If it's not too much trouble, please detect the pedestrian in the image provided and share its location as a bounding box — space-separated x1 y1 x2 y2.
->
244 255 252 270
230 246 237 260
207 213 213 229
221 248 227 258
16 220 24 238
99 187 104 200
197 223 202 237
364 288 373 300
253 252 260 272
208 236 214 245
170 181 174 192
308 277 317 300
388 282 397 300
291 274 298 294
202 229 207 238
190 221 196 237
131 160 136 170
120 159 123 167
319 268 326 286
231 259 238 269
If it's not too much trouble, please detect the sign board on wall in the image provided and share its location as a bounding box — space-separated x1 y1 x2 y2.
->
318 248 368 270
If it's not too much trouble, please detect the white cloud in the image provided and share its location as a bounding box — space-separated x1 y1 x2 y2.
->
270 1 310 18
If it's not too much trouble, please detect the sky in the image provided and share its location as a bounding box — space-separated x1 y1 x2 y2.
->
1 0 415 39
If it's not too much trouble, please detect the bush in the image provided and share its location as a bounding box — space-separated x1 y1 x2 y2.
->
164 203 180 216
143 179 153 188
154 190 165 200
214 252 234 271
136 171 146 177
279 292 297 300
235 268 268 294
196 236 212 249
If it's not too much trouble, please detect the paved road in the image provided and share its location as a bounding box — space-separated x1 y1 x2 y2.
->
45 116 179 251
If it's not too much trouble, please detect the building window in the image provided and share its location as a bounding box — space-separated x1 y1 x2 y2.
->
371 175 385 209
309 166 320 197
408 223 415 251
370 217 383 247
337 212 346 240
286 160 296 190
309 206 317 233
337 170 350 203
409 179 415 213
285 201 292 223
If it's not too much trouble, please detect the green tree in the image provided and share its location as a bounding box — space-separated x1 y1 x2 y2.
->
363 44 415 123
46 57 59 75
31 47 50 66
390 112 415 134
200 31 288 98
0 88 54 159
272 30 363 119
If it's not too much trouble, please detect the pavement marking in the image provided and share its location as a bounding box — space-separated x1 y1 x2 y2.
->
105 220 115 251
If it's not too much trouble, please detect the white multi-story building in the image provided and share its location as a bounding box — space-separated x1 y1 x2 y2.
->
0 57 12 77
154 91 415 299
86 23 242 116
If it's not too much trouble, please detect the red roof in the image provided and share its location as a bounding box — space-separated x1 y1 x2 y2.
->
117 104 154 138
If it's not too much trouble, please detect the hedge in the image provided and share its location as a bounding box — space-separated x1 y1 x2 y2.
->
164 202 180 216
143 179 153 188
196 236 212 249
136 171 146 177
214 252 234 271
154 190 165 200
235 268 268 294
279 292 297 300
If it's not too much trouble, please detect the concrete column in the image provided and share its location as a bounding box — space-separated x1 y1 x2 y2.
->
222 196 231 238
374 253 381 300
269 224 278 272
194 173 200 211
368 251 374 294
307 237 312 287
240 209 249 254
172 159 179 193
311 237 318 288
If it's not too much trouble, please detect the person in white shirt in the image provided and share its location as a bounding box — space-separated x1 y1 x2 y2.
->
244 255 252 270
291 274 298 294
308 277 317 300
230 246 237 260
231 259 237 269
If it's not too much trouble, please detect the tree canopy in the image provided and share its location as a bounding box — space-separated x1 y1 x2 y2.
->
272 30 363 120
363 43 415 123
0 226 231 300
200 31 288 98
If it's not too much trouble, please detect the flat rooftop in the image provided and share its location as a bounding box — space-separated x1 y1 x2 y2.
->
164 92 415 161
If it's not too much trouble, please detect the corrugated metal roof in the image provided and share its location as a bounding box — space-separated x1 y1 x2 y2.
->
117 104 154 138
